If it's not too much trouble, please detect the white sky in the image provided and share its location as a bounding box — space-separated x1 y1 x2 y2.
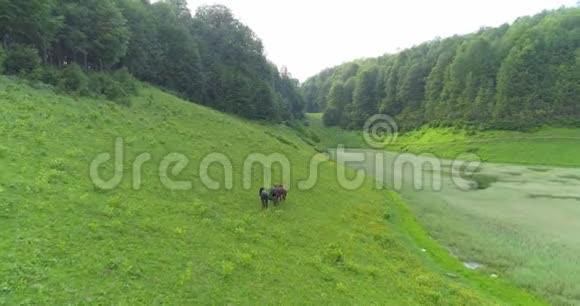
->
187 0 577 81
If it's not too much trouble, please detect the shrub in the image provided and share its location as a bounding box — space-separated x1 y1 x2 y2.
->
112 67 137 95
88 72 129 102
88 72 107 95
91 72 120 95
102 79 127 101
39 66 62 87
59 64 89 94
3 45 41 75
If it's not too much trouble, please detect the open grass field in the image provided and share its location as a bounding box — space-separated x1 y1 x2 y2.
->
305 113 580 305
305 113 580 168
389 126 580 168
0 78 539 304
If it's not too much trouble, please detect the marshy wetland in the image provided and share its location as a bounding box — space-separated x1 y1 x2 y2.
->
332 149 580 304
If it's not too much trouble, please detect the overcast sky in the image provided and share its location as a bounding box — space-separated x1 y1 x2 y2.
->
186 0 577 81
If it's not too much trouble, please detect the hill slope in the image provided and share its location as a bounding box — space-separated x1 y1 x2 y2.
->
0 78 541 304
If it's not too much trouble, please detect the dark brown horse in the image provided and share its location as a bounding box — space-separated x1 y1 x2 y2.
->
269 185 288 205
278 185 287 201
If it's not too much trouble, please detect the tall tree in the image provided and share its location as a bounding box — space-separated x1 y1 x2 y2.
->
0 0 63 62
351 67 379 128
57 0 129 69
323 81 347 126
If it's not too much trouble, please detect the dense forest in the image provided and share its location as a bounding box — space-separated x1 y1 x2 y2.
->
0 0 304 121
302 7 580 131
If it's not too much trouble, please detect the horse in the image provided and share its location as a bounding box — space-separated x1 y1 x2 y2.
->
269 185 288 205
259 185 288 208
278 185 288 201
259 187 269 208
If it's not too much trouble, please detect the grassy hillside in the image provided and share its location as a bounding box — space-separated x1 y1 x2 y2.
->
0 78 541 304
305 113 368 149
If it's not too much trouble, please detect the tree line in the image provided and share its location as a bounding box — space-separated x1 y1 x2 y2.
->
302 8 580 131
0 0 304 121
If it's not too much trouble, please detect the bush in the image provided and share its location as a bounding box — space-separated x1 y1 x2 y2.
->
88 72 108 95
3 45 41 75
39 66 62 87
89 71 133 102
59 64 89 94
112 67 137 95
102 79 127 101
1 48 138 103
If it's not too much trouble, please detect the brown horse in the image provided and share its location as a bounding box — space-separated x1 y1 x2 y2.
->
278 185 288 201
269 185 288 205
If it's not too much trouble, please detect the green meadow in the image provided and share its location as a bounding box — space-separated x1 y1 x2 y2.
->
0 78 541 304
305 113 369 149
305 113 580 168
389 126 580 168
